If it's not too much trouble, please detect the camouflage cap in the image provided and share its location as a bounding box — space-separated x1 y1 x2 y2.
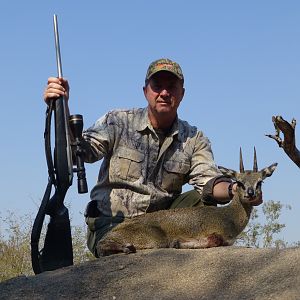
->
145 58 184 82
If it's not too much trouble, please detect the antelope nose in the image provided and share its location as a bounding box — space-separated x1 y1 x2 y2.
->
247 187 255 198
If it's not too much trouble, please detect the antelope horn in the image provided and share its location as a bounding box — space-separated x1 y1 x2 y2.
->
239 147 245 173
253 147 258 172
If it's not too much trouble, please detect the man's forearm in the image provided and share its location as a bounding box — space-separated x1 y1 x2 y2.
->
213 181 232 203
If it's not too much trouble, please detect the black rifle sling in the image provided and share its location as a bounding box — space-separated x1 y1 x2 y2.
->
31 101 55 274
31 97 73 274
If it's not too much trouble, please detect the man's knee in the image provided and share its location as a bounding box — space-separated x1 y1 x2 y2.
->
85 201 105 257
86 221 113 258
85 201 124 257
170 190 202 209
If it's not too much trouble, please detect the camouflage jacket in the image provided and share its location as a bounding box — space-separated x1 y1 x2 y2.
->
82 107 222 219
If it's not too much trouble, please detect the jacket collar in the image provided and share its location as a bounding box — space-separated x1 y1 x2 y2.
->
136 107 184 142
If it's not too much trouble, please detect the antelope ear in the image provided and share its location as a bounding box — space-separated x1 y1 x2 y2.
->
260 163 278 179
218 166 237 180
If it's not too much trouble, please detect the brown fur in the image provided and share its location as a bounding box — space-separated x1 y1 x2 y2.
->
97 161 277 256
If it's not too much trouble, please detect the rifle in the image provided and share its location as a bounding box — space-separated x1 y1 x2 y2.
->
31 15 88 274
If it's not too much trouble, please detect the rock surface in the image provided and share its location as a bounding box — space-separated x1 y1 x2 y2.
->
1 246 300 300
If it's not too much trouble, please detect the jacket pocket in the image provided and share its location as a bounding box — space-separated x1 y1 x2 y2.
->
161 160 190 193
115 147 144 181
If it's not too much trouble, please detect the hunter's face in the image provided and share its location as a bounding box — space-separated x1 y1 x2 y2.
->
143 71 185 117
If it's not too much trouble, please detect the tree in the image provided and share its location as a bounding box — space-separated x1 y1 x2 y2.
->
266 116 300 168
236 200 291 248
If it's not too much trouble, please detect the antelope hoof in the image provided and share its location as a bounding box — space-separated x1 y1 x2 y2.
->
123 243 136 254
207 233 227 247
170 239 180 249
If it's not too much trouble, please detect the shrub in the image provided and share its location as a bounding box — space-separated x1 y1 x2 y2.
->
236 200 292 248
0 211 94 282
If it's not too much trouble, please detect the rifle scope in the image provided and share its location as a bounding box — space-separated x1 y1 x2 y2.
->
69 114 88 194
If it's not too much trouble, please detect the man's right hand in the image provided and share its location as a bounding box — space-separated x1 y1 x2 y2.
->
44 77 70 104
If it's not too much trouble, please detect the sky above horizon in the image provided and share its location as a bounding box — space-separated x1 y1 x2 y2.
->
0 1 299 245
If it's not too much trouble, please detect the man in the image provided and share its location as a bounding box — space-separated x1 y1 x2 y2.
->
44 58 262 257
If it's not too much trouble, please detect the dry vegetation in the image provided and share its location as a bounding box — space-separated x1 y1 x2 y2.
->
0 211 94 282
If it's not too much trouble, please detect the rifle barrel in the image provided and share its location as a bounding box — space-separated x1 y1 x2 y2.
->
53 14 63 78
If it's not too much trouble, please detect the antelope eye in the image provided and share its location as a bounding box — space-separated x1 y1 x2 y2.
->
236 181 245 189
256 180 263 188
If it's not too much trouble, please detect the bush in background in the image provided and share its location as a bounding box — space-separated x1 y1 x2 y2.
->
235 200 292 248
0 211 94 282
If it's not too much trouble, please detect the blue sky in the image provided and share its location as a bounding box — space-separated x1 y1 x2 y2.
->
0 1 299 244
